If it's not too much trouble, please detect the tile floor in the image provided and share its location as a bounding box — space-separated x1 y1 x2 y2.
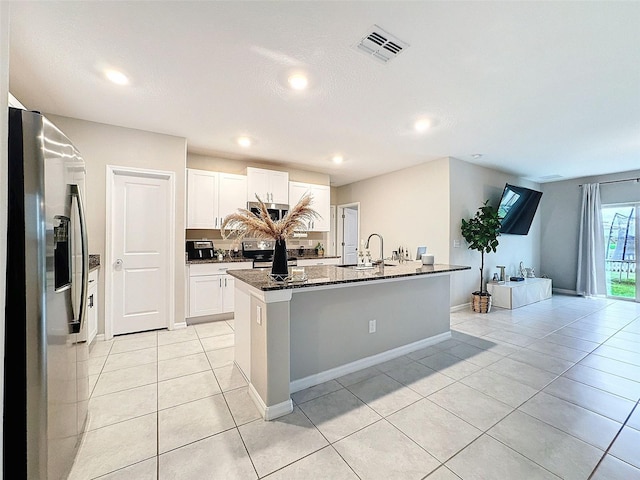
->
69 295 640 479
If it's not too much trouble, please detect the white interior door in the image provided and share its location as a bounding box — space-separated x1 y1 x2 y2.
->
343 206 359 264
110 169 173 335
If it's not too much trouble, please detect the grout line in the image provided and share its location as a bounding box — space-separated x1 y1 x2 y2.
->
588 397 640 479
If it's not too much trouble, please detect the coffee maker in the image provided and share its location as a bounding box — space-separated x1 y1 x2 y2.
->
186 240 215 260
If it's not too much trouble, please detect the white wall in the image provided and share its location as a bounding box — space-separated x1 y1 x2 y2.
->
449 157 542 307
1 0 10 466
45 114 187 335
540 169 640 293
336 157 451 265
336 156 542 308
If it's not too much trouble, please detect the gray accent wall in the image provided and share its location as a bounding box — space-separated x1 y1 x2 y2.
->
289 276 450 381
540 169 640 292
448 157 542 307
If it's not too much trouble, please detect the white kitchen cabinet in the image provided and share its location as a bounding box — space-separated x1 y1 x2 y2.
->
187 169 219 229
296 257 340 266
188 262 252 317
78 268 98 344
222 275 235 311
187 169 247 229
288 181 331 231
218 173 247 224
246 167 289 204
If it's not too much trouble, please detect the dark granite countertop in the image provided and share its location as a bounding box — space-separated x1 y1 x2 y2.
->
187 257 253 264
227 263 471 291
186 254 341 265
89 254 100 271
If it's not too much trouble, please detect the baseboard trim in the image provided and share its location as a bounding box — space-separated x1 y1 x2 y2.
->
248 383 293 421
173 321 187 330
450 302 470 312
290 331 452 393
553 288 578 296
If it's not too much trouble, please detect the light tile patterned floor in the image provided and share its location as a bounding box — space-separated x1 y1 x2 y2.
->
70 295 640 479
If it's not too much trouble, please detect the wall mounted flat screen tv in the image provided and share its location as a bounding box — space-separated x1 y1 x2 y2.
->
497 183 543 235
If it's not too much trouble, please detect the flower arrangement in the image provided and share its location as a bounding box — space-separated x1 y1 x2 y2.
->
221 193 320 280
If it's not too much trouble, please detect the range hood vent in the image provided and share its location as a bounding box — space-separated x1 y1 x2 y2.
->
354 25 409 64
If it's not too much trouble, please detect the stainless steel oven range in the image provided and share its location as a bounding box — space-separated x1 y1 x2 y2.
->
241 239 297 268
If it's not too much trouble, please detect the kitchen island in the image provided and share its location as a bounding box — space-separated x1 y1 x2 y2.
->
228 262 470 420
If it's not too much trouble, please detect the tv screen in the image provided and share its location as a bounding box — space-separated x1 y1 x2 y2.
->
497 183 543 235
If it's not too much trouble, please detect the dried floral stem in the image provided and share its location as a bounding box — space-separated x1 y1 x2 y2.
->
221 193 320 242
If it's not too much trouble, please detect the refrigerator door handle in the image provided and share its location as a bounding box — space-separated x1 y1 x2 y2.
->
70 184 89 334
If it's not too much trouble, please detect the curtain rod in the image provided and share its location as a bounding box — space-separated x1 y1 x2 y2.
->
578 177 640 187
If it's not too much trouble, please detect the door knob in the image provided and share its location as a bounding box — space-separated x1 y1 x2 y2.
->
115 258 123 269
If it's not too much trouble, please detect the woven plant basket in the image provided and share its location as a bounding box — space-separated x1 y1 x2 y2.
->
471 292 492 313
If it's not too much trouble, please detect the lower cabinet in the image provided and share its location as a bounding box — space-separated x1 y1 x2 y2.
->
188 262 251 318
80 268 98 344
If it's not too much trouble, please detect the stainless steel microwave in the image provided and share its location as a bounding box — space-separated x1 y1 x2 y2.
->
247 202 289 221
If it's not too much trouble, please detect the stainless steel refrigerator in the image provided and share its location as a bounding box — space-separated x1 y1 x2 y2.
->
5 107 90 479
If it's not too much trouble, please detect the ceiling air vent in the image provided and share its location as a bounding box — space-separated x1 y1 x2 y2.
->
354 25 409 64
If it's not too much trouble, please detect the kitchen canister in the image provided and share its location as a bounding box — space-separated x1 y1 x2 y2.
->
421 254 434 265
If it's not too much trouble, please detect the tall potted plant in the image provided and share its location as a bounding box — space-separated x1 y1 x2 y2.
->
461 200 501 313
221 194 319 281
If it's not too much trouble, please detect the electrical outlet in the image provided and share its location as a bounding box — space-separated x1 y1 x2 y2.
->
453 239 461 248
256 305 262 325
368 319 376 333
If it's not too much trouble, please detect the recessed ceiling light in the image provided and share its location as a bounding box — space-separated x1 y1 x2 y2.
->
332 155 344 164
288 73 309 90
105 69 129 85
236 136 253 148
414 118 431 133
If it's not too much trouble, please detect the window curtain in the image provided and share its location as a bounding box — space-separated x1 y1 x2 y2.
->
576 183 606 296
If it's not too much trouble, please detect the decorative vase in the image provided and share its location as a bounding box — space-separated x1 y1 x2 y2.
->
271 238 289 281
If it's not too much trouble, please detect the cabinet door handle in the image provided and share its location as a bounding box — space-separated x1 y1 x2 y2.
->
225 278 227 287
219 278 222 287
215 217 218 228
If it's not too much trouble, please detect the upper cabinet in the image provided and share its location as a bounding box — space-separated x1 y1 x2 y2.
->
289 181 331 232
187 169 247 229
218 172 248 221
246 167 289 204
187 169 219 229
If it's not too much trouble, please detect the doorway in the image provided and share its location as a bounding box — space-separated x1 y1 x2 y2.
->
337 202 360 265
105 166 175 338
602 204 638 301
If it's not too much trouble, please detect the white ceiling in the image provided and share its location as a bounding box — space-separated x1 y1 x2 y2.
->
8 1 640 186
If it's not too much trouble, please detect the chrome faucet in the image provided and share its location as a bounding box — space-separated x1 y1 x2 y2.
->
365 233 384 265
